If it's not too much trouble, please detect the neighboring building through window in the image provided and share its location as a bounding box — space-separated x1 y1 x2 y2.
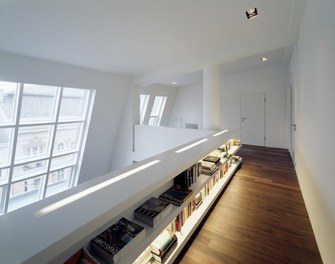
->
0 81 95 214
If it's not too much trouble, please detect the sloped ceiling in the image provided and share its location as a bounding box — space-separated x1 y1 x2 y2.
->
0 0 306 86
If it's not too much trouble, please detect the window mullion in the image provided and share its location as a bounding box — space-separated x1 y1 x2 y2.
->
71 90 94 186
4 83 23 213
41 87 63 199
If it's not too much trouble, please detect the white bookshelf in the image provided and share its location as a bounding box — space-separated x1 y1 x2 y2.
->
0 130 240 264
124 144 241 264
166 158 241 264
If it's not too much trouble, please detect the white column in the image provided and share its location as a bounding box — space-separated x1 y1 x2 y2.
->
203 65 221 130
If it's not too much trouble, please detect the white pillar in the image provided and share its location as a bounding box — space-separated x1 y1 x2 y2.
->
203 65 221 130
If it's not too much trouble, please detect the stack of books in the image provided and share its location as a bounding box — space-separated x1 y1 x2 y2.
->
194 192 203 209
90 217 145 264
150 223 177 263
201 155 222 175
218 143 228 154
232 155 241 164
233 139 241 146
134 197 172 227
159 186 193 206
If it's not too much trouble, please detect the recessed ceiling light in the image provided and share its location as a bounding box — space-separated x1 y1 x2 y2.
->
246 7 258 20
261 57 268 62
171 81 178 85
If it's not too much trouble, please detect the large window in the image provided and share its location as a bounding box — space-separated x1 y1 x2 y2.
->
140 94 167 127
0 81 94 214
148 96 167 126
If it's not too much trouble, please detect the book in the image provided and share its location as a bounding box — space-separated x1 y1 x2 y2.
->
133 246 153 264
151 234 178 263
201 161 216 170
232 155 241 163
150 229 175 256
194 192 203 209
159 186 193 206
64 247 98 264
203 155 221 164
90 217 145 264
134 197 172 227
233 139 241 145
201 160 221 175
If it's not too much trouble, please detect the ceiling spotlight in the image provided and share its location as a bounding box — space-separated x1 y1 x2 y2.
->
261 57 268 62
246 7 258 20
171 81 178 85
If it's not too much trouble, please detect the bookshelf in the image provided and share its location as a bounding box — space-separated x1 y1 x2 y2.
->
0 129 240 264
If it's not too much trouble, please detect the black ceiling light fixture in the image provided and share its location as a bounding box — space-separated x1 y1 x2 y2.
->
246 8 258 20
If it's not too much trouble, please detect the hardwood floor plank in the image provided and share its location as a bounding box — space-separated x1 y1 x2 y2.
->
175 145 322 264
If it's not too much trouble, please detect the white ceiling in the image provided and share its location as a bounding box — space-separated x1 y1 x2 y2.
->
0 0 306 86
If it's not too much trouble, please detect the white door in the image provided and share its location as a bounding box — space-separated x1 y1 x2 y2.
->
240 93 265 146
290 85 296 165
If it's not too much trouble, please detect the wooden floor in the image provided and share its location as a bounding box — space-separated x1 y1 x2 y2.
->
175 145 322 264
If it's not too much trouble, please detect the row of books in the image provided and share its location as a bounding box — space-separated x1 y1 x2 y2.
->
217 139 241 153
135 165 199 228
174 163 199 189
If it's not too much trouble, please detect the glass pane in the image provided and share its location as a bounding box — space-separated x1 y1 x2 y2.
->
148 116 157 126
0 81 18 124
0 168 9 185
53 123 82 154
149 96 167 126
14 125 53 162
20 84 58 123
59 88 87 121
12 159 48 180
46 167 72 197
151 96 164 116
140 94 149 125
51 154 76 170
8 175 43 212
0 128 13 166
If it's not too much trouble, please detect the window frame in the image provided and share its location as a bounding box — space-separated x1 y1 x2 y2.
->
148 95 167 126
0 82 95 214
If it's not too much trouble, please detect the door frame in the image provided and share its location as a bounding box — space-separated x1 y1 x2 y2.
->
240 93 266 146
289 85 296 166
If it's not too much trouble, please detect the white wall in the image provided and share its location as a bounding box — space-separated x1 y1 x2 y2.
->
221 64 289 148
289 0 335 263
133 125 214 162
170 82 203 129
110 86 139 171
0 51 131 184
